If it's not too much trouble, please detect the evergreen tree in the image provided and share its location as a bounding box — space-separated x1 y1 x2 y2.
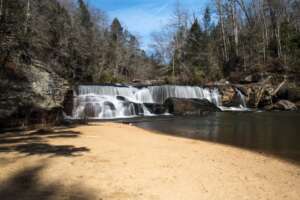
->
183 18 207 82
203 6 211 35
111 18 123 42
77 0 92 29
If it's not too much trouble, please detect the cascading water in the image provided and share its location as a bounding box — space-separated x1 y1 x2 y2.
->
148 86 221 105
236 89 247 108
218 89 249 111
70 85 248 119
72 86 146 119
72 95 140 119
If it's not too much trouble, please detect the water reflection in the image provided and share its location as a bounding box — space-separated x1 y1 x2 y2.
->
135 112 300 163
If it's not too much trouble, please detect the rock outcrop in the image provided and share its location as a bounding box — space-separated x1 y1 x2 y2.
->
0 60 70 128
214 73 300 110
272 100 297 111
164 98 221 116
218 86 247 107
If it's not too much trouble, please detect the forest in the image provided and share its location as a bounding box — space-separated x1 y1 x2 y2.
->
1 0 300 85
0 0 159 84
151 0 300 84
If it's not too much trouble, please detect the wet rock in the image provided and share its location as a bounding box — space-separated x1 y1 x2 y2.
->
143 103 166 115
116 96 128 101
83 103 102 118
164 98 220 116
103 102 116 110
264 104 274 111
122 102 144 116
218 86 247 107
133 103 144 115
218 86 236 106
234 81 275 108
273 100 297 111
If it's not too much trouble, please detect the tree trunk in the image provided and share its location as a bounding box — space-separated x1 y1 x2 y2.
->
261 0 268 63
0 0 3 17
24 0 31 34
262 30 266 63
216 0 228 62
236 0 252 26
172 53 175 82
231 0 239 56
276 21 282 58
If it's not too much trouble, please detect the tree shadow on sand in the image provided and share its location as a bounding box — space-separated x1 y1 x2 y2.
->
0 164 99 200
0 129 89 157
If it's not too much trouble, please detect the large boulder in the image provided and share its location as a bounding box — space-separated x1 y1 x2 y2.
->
164 98 221 116
273 100 297 111
219 86 236 106
143 103 166 115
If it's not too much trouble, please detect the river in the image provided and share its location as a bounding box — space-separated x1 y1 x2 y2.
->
134 112 300 163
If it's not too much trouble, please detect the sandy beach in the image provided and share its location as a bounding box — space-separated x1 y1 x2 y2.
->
0 122 299 200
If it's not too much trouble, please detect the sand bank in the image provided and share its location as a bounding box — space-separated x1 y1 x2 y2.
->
0 123 299 200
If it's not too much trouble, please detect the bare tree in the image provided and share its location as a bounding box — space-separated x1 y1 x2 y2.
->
230 0 239 56
0 0 3 18
24 0 31 34
169 0 189 81
150 31 172 65
216 0 229 62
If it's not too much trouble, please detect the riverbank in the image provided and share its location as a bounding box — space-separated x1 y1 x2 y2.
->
0 123 299 200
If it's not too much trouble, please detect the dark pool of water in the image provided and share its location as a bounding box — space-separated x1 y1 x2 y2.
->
134 112 300 163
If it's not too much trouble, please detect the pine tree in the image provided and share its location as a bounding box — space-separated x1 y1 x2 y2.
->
183 18 207 82
109 18 124 79
203 6 211 35
111 18 123 42
78 0 92 29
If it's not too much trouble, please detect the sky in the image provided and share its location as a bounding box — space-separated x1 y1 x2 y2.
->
88 0 209 50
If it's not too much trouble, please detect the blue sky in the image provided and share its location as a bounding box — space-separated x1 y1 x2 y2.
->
88 0 209 50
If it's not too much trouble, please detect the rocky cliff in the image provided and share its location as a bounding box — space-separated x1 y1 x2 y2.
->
0 58 70 128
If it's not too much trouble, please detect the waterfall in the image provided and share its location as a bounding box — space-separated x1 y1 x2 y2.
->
148 86 220 105
236 89 247 108
72 95 139 119
70 85 246 119
72 86 150 119
218 89 249 111
77 86 139 103
135 87 154 103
